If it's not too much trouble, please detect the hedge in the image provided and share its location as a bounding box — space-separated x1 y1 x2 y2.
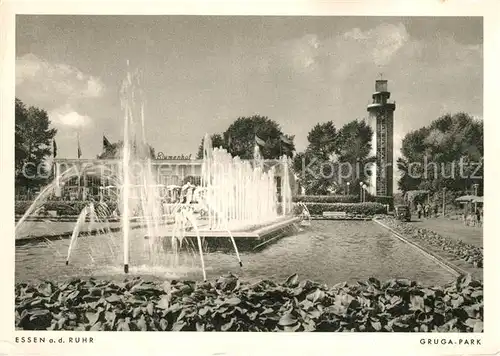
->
15 201 118 216
15 273 483 332
367 195 394 209
293 195 359 203
302 202 387 216
380 218 483 268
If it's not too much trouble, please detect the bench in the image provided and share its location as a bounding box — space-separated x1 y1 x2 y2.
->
322 211 347 219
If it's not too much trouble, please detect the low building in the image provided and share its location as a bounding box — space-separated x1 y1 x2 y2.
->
52 157 297 201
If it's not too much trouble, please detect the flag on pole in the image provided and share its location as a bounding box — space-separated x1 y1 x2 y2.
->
103 135 111 149
77 133 82 159
280 134 293 146
227 133 232 148
52 139 57 158
255 134 267 147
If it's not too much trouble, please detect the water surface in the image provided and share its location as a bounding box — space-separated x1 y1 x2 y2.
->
15 220 456 286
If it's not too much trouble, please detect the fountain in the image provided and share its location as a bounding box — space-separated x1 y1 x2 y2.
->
15 63 298 280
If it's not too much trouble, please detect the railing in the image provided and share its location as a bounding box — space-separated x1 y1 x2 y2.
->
367 100 396 107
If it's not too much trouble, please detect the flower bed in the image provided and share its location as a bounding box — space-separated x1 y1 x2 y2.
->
15 273 482 332
380 218 483 268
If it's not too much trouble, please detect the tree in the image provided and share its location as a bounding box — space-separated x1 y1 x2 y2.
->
15 99 28 177
335 120 375 194
336 120 373 163
305 121 337 160
196 134 226 159
293 119 374 195
15 98 57 189
225 116 295 159
97 140 155 159
397 112 483 194
196 115 295 160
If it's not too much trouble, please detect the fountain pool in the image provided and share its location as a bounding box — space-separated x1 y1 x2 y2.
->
15 64 295 280
16 220 456 286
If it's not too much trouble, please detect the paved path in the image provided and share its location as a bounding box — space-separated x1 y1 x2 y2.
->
409 217 483 248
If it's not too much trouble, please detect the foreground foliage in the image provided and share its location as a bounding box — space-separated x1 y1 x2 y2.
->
381 218 483 268
15 274 483 332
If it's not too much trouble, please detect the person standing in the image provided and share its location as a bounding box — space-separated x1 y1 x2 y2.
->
417 203 423 219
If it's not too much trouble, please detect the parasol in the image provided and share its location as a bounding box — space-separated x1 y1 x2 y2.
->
455 195 477 202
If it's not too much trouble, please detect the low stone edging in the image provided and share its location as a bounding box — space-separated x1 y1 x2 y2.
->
15 221 173 246
378 218 483 269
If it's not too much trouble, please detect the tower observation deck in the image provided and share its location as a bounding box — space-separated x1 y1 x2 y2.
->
367 79 396 197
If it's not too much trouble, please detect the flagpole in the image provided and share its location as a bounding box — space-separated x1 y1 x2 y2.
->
77 131 81 199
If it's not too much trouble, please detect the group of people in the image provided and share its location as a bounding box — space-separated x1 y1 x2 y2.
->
415 203 438 219
414 201 483 227
463 206 483 227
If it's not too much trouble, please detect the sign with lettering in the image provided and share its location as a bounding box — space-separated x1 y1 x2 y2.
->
156 152 192 160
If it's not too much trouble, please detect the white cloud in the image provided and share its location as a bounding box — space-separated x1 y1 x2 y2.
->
16 54 102 131
278 34 322 72
16 53 105 101
343 23 409 66
49 105 92 128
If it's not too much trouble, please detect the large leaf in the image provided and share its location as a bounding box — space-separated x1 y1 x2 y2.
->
278 313 298 326
306 289 325 304
37 282 53 297
105 294 121 304
159 319 169 331
171 321 187 331
221 317 236 331
371 320 382 331
156 296 170 310
283 274 299 288
85 311 102 326
410 295 425 311
224 297 241 306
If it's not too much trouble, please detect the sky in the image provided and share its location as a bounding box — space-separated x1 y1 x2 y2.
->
16 16 482 166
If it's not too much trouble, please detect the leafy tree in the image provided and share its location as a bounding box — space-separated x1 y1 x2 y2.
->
335 120 375 192
305 121 337 159
196 134 226 159
294 119 373 195
397 112 483 194
196 115 295 160
97 140 155 159
336 120 373 163
15 99 28 177
15 98 57 189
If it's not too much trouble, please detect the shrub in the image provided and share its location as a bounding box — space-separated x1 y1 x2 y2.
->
293 195 359 203
366 195 394 209
15 274 483 332
15 201 32 215
303 202 387 216
15 201 118 216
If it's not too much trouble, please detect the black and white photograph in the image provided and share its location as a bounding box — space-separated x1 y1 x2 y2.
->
1 1 499 355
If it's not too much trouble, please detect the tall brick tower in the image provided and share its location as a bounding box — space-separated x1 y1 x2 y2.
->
367 79 396 197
